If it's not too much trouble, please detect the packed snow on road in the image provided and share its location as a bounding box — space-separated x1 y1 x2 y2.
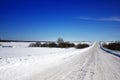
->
0 42 120 80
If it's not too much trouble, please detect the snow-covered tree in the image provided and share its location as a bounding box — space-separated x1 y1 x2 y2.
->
57 38 64 43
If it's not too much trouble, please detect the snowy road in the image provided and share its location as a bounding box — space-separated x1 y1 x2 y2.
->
0 42 120 80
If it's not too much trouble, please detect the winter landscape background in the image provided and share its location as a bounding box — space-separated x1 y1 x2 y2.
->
0 0 120 80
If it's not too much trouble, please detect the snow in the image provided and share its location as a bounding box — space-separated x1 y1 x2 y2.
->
0 42 32 48
0 42 120 80
71 41 93 45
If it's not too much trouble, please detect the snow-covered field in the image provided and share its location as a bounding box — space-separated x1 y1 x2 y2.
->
0 42 120 80
0 42 31 48
70 41 93 45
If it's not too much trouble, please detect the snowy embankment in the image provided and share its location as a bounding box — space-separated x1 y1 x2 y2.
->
70 41 92 46
0 42 93 80
100 42 120 57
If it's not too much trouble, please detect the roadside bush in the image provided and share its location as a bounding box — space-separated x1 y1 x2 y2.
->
48 42 58 48
58 42 75 48
29 43 35 47
29 42 41 47
76 43 89 49
41 43 49 47
103 42 120 51
69 43 75 47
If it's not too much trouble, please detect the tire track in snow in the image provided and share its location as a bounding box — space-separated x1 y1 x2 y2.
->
62 51 95 80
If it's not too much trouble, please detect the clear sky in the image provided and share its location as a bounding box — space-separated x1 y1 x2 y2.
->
0 0 120 41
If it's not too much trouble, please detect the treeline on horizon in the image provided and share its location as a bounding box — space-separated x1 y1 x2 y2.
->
29 38 90 49
29 42 90 49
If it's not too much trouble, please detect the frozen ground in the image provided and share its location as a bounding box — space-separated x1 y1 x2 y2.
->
0 42 120 80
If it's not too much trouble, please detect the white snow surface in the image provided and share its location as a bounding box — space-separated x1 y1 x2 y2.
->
0 42 120 80
0 42 32 48
71 41 92 45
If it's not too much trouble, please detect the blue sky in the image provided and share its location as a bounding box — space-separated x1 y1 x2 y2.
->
0 0 120 41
